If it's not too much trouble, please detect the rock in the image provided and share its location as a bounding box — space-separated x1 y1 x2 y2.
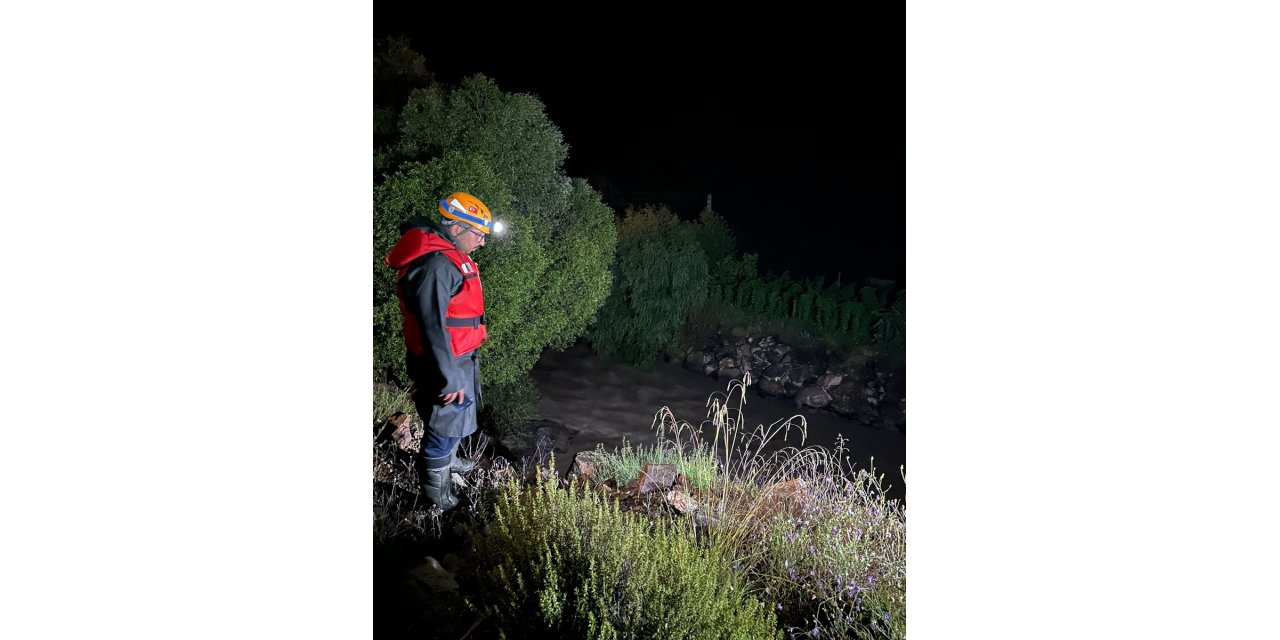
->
753 478 808 522
718 356 736 370
408 556 458 593
791 362 818 386
500 419 578 466
567 449 607 481
664 488 698 514
638 462 677 494
693 512 721 529
795 385 832 409
828 381 862 415
783 379 804 396
717 366 743 382
757 377 787 397
816 373 844 391
381 412 418 453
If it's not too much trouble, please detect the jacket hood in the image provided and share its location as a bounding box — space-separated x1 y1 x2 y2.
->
384 219 457 270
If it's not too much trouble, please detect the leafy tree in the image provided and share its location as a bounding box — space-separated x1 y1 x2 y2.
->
692 206 736 272
374 36 435 150
373 67 616 393
590 206 708 364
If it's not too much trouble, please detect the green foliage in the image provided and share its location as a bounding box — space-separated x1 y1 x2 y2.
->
591 440 718 491
748 468 906 640
372 62 616 396
590 206 708 365
631 385 907 640
461 472 780 639
692 206 737 270
390 75 568 222
478 376 541 441
372 383 415 425
372 154 516 385
696 254 904 352
872 293 905 351
373 36 434 145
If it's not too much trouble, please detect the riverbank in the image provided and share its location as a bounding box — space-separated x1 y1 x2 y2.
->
526 340 906 501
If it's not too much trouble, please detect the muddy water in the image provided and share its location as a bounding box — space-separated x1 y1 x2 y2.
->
530 341 906 501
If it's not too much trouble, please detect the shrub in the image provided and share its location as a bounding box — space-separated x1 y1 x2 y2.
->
590 205 708 365
373 70 617 390
598 379 908 640
750 464 906 640
462 471 780 639
478 376 541 441
591 439 718 491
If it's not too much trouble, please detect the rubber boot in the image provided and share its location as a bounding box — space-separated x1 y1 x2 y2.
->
422 458 459 511
450 441 477 475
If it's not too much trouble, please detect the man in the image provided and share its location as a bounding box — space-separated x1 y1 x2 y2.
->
384 191 493 511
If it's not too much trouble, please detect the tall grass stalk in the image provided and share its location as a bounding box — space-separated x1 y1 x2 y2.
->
634 375 906 638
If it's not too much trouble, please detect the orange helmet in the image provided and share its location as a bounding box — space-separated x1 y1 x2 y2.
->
438 192 493 234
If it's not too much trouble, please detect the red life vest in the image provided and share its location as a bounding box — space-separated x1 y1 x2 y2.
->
385 227 488 358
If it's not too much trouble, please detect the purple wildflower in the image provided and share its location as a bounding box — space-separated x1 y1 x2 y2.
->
810 628 819 638
883 612 891 622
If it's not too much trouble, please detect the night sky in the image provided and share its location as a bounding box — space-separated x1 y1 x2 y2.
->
375 18 904 287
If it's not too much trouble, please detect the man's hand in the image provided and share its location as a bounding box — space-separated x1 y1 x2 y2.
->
441 389 466 406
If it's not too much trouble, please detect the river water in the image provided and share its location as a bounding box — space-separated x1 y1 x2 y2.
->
529 341 906 501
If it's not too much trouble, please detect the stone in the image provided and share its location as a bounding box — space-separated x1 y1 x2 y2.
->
828 381 861 415
385 412 416 453
753 478 808 522
816 373 844 390
408 556 458 593
567 449 607 481
664 488 698 514
638 462 677 494
791 363 818 386
757 378 787 397
795 385 832 409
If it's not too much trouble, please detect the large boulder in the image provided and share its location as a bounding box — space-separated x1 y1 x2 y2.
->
828 381 862 416
816 373 843 391
566 448 608 481
757 377 787 398
682 349 705 372
716 356 743 382
795 385 832 409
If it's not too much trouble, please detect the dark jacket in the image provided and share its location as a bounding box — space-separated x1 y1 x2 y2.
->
385 219 487 403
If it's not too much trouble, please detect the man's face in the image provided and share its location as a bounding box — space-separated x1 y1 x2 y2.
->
452 224 486 255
